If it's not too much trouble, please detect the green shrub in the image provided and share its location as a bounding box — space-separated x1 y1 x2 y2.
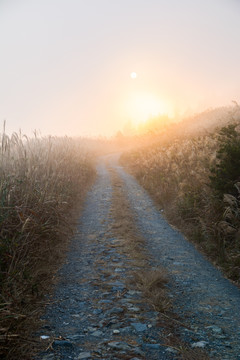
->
209 124 240 197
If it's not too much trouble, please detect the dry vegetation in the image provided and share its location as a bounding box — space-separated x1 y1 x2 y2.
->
0 127 96 359
109 168 209 359
109 167 171 312
121 105 240 285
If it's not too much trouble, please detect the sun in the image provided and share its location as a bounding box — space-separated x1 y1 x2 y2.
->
130 72 137 79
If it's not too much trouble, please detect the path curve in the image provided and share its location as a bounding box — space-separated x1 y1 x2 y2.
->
38 155 240 360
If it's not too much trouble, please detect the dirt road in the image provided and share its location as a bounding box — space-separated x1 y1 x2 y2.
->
38 155 240 360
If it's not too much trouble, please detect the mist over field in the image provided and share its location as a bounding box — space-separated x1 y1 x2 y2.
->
0 0 240 138
1 2 240 358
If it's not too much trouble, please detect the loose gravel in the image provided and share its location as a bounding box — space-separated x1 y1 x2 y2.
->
37 155 240 360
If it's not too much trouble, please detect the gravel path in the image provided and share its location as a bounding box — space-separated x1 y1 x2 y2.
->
37 155 240 360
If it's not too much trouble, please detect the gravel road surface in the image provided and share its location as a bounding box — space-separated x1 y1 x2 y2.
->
37 155 240 360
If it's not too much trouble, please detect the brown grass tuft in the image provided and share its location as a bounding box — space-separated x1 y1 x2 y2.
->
109 167 170 311
132 268 171 312
109 168 147 263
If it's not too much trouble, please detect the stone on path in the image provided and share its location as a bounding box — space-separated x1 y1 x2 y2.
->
76 352 92 359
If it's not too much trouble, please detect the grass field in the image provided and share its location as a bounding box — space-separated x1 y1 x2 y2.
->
121 106 240 285
1 105 240 358
0 128 96 359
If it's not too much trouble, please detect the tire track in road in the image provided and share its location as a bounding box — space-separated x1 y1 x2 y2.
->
37 155 240 360
112 153 240 360
38 158 174 360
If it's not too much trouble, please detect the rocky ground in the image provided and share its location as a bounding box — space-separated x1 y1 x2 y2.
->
36 154 240 360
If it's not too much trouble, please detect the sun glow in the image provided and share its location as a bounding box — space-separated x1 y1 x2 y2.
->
125 92 173 125
130 72 137 79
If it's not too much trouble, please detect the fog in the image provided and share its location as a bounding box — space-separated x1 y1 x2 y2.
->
0 0 240 137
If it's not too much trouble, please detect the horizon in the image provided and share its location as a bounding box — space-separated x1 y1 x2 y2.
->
1 0 240 137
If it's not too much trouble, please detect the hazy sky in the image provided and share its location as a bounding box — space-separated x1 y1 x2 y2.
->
1 0 240 137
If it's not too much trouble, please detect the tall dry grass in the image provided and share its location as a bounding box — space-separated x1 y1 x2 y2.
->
0 126 95 359
121 111 240 285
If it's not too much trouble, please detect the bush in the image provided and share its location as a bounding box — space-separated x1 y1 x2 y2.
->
209 124 240 197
